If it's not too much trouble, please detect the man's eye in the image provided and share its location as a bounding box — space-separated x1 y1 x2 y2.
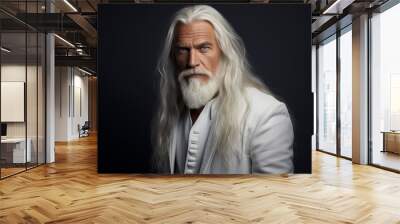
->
177 48 188 54
200 46 210 53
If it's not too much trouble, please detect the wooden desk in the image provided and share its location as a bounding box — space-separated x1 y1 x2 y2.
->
1 138 32 163
381 131 400 154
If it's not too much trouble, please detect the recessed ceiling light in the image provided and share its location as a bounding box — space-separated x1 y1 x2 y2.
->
1 47 11 53
63 0 78 12
322 0 354 15
54 34 75 48
78 67 92 76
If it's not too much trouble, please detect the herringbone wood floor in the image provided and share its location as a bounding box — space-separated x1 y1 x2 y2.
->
1 134 400 223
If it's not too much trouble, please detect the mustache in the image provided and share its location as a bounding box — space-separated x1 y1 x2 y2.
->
178 68 213 81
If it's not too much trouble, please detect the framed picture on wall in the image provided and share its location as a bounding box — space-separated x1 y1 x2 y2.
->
98 4 312 174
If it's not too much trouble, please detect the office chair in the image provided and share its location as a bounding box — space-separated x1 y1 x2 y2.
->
79 121 90 138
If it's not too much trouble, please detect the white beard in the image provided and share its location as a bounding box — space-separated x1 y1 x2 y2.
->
178 68 221 109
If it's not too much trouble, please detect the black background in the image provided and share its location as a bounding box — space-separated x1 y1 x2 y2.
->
98 4 312 173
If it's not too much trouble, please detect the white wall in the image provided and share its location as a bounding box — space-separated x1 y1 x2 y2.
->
55 66 70 141
1 64 26 81
72 73 89 138
55 66 89 141
1 66 26 131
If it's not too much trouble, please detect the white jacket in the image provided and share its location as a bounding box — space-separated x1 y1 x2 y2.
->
169 87 294 174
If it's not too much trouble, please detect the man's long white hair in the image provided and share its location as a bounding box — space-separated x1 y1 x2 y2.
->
152 5 268 172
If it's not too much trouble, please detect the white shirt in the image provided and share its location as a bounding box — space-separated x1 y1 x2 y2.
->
175 99 214 174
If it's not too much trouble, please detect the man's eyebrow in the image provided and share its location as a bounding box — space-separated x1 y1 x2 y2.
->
194 42 212 47
175 43 190 47
174 41 213 48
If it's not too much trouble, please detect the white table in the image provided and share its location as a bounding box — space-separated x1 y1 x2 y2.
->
1 138 31 163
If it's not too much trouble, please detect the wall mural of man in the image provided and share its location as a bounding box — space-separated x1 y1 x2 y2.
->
152 5 294 174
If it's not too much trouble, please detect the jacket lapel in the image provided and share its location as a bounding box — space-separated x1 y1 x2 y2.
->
199 130 216 173
199 102 217 174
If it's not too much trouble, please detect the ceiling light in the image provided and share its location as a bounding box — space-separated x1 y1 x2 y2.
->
322 0 354 15
54 34 75 48
323 0 341 14
78 67 92 76
63 0 78 12
1 47 11 53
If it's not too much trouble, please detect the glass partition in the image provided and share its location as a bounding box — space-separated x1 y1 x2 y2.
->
317 35 337 155
27 30 38 169
1 31 28 177
0 1 46 179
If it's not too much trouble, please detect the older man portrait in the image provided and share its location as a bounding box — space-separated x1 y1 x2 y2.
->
152 5 294 174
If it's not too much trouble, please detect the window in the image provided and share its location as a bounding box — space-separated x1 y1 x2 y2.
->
370 2 400 171
339 28 352 158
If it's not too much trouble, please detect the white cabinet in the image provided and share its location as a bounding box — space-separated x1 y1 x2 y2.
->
1 138 32 163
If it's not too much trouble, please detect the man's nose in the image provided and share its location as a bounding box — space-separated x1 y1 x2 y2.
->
188 49 200 68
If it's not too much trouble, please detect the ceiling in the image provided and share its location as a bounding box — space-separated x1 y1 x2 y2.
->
0 0 391 74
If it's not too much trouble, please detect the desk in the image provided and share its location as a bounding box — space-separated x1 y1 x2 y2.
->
1 138 31 163
381 131 400 154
